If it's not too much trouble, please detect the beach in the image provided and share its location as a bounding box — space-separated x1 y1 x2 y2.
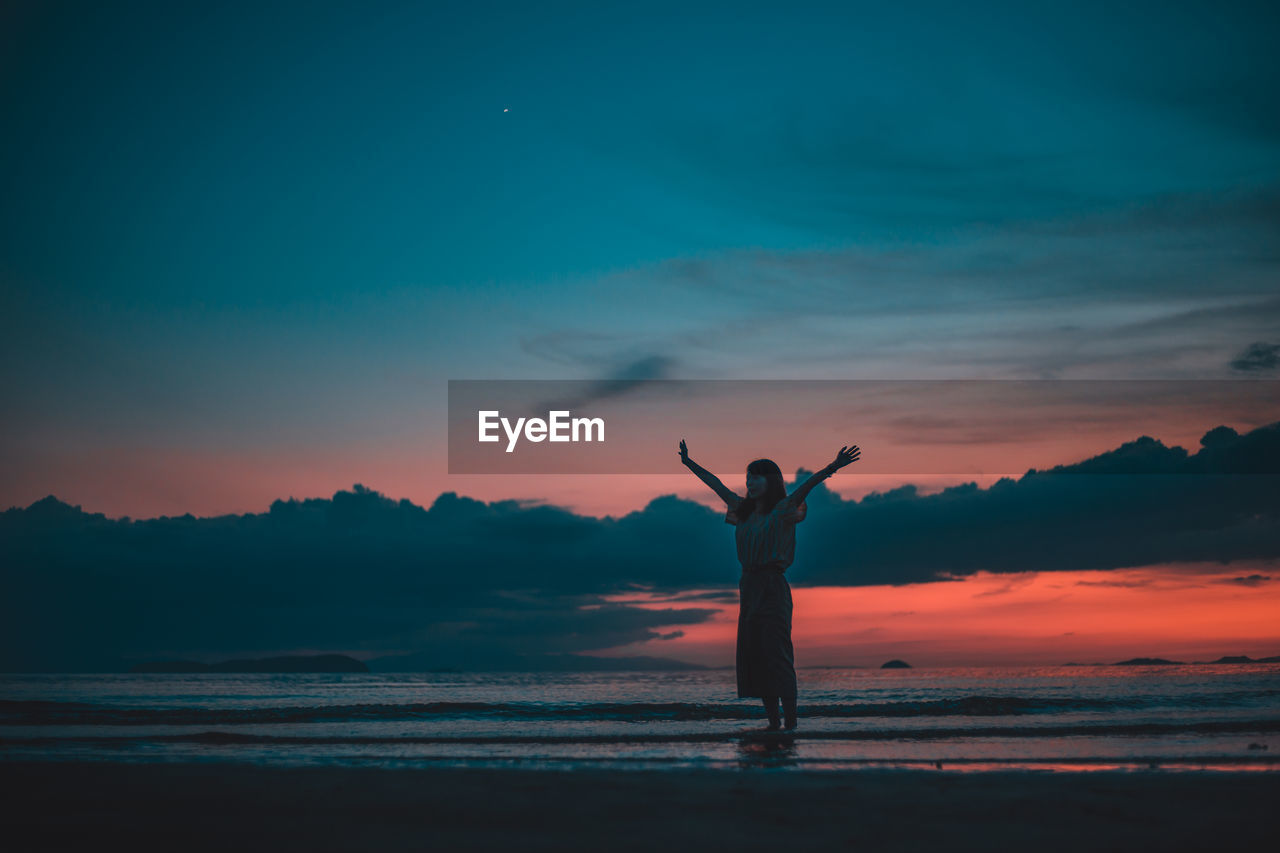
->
4 667 1276 849
5 760 1276 852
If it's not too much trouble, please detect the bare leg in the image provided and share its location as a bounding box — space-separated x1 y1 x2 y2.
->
761 695 781 729
783 695 798 730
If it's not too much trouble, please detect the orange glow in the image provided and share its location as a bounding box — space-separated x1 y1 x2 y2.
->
596 562 1280 667
1 435 1002 521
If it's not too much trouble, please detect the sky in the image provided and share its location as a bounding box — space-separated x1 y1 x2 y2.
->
1 1 1278 668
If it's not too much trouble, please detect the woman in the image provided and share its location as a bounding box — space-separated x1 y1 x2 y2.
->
679 439 860 730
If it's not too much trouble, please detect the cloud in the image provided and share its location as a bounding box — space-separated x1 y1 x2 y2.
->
560 184 1280 381
3 421 1278 671
797 422 1280 586
1231 342 1280 373
1223 574 1273 587
0 484 727 672
527 353 681 411
970 574 1038 598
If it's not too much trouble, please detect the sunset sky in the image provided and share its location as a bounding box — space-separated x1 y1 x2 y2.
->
603 564 1280 667
1 1 1277 669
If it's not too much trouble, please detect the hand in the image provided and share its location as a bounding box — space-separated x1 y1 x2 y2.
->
678 439 690 464
829 444 860 472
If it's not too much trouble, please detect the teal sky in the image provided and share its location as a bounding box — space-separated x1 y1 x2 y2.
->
2 0 1277 517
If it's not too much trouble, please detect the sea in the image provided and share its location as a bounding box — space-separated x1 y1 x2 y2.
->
2 664 1278 773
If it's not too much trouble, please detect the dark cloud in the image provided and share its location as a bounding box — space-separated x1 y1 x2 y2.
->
3 422 1278 671
1231 342 1280 373
0 483 729 672
1222 574 1272 587
799 422 1280 586
529 354 680 412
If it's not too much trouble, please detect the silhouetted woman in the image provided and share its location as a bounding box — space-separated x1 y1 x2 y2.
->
679 440 860 730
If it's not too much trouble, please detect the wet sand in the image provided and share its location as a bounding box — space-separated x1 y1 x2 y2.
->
5 761 1275 852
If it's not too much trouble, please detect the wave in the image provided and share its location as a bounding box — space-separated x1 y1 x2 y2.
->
3 692 1278 726
2 717 1279 745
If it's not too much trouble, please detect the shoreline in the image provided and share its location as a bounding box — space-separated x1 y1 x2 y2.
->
6 760 1276 851
4 753 1279 773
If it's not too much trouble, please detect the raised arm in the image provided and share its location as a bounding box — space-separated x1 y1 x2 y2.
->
787 444 860 507
678 439 742 508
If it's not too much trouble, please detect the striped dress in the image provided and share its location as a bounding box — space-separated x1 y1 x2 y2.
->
725 494 807 699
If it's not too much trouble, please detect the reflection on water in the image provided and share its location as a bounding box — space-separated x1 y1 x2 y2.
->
736 731 797 768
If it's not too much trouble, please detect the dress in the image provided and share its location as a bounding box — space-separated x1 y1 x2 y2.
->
725 494 807 699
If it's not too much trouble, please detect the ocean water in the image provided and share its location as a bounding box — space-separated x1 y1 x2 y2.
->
2 665 1278 772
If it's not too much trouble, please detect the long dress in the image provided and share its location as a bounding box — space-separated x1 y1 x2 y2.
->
725 494 807 700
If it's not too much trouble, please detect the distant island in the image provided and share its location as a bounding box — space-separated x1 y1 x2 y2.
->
1063 654 1280 666
364 652 708 672
1114 657 1184 665
129 654 369 673
880 659 911 669
1196 655 1280 664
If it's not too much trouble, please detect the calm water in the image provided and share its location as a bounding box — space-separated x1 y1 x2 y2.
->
2 665 1278 772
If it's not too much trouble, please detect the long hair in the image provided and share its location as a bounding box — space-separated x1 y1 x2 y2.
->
733 458 788 520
